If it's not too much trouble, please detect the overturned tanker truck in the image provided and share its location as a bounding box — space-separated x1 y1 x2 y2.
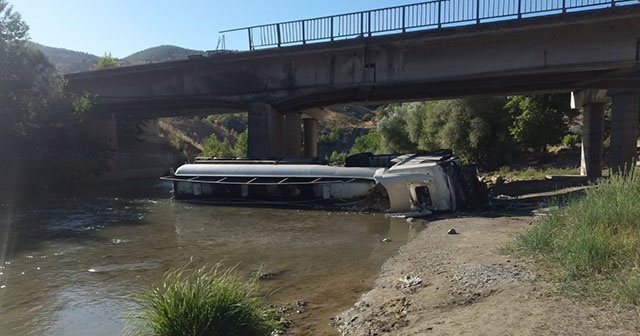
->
161 150 487 216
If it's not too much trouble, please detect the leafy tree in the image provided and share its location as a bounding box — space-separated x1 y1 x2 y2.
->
372 98 514 168
96 52 118 69
234 129 248 157
202 135 234 158
0 0 27 44
350 129 381 154
376 104 417 153
319 126 347 145
507 94 571 155
0 1 110 193
416 97 514 168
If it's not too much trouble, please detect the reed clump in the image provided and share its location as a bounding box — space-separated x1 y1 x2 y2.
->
509 173 640 306
125 264 278 336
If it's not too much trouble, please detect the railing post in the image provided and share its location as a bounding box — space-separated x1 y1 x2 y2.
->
330 16 334 41
402 6 406 33
368 11 372 37
360 12 364 36
301 21 306 45
562 0 566 14
276 23 281 47
517 0 521 19
438 0 442 28
247 29 253 50
476 0 480 24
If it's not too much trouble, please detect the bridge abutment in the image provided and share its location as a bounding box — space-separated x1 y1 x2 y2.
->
609 91 640 174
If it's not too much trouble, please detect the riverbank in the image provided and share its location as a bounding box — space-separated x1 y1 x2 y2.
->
333 212 639 335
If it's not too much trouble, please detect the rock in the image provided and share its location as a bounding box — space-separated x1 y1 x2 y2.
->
447 228 458 234
382 237 392 242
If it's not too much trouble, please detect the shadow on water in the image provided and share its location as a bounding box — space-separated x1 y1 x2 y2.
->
0 179 169 259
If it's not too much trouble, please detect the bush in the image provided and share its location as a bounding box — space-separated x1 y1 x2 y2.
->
125 264 278 336
562 133 580 147
326 150 347 166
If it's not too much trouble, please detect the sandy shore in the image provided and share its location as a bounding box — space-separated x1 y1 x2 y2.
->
333 213 639 335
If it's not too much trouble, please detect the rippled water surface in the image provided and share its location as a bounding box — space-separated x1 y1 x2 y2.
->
0 181 422 335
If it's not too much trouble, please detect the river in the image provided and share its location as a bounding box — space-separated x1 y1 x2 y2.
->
0 180 422 335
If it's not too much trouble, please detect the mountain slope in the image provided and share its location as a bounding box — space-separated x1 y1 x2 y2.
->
32 43 100 74
122 45 204 64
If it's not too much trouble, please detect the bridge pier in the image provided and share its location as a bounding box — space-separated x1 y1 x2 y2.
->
580 103 605 177
572 90 607 177
247 103 284 158
303 116 318 158
609 91 640 174
284 112 302 157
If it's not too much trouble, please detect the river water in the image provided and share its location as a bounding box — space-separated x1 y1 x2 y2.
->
0 180 422 335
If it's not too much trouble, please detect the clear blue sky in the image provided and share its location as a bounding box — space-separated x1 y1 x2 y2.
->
12 0 420 58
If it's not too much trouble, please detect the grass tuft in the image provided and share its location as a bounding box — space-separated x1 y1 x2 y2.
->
124 263 278 336
508 173 640 305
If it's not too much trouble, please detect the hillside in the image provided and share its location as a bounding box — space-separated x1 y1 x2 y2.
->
121 45 205 65
36 44 206 74
33 43 100 74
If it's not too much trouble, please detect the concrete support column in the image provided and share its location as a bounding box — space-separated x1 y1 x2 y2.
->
284 112 302 157
609 91 640 174
247 103 284 158
580 103 604 177
303 117 318 158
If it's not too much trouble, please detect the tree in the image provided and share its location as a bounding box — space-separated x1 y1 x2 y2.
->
234 130 248 157
350 129 381 154
507 94 571 155
96 52 118 69
0 0 28 45
202 135 234 158
376 104 417 153
372 98 515 169
0 1 110 193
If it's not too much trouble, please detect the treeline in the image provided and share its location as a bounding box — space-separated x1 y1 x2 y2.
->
344 95 580 169
0 1 109 196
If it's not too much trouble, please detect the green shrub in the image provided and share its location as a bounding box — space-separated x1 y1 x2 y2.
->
326 151 347 166
125 264 278 336
562 133 580 147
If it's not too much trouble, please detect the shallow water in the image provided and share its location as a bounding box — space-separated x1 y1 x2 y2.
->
0 181 422 335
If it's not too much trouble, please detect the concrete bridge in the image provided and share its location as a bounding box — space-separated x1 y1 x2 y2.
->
65 1 640 176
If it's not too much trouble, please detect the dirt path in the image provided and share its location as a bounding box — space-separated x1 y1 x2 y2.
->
333 214 639 335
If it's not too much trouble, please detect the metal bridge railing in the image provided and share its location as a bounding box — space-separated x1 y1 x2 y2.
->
220 0 638 50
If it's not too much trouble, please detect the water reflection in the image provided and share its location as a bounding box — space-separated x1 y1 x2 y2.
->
0 181 423 335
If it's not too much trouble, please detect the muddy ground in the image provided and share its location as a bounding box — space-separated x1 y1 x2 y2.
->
332 179 640 335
